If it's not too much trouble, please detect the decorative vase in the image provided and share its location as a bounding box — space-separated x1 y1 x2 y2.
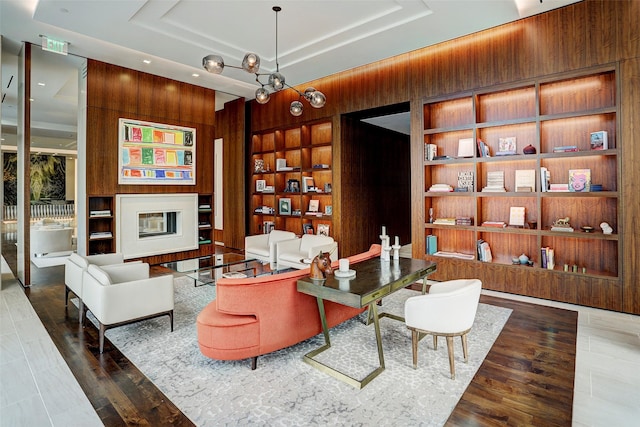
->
519 253 529 265
523 144 537 154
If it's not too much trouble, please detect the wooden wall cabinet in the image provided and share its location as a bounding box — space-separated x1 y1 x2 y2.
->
250 121 333 237
198 194 213 245
421 67 621 310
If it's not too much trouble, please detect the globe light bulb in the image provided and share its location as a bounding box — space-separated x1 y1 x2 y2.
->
290 100 303 116
255 87 271 104
202 55 224 74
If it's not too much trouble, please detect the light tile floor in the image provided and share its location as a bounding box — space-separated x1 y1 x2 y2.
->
1 258 638 426
0 273 103 427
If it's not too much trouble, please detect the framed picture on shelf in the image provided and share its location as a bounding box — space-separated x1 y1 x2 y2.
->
286 179 300 193
302 176 316 193
325 205 332 215
308 199 320 213
498 137 517 155
256 179 266 192
279 198 292 215
254 158 264 173
317 223 330 236
275 158 287 171
303 223 314 235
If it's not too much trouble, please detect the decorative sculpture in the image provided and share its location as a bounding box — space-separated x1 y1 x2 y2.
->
309 251 333 280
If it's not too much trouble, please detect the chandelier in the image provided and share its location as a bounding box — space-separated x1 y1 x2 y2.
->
202 6 326 116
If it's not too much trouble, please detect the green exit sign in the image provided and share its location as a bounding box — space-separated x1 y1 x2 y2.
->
41 36 68 55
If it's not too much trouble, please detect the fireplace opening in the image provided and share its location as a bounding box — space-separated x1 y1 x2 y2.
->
138 211 178 238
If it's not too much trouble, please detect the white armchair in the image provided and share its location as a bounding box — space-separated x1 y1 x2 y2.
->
245 230 297 263
276 234 338 269
64 252 130 323
82 263 174 353
404 279 482 379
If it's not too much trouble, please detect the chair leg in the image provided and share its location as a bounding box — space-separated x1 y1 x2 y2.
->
78 300 85 325
65 286 70 307
446 336 456 379
433 335 438 351
461 333 469 363
411 329 419 369
251 356 258 370
169 311 174 332
99 323 106 354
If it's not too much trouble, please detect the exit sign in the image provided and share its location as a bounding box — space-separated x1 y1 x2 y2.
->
41 36 68 55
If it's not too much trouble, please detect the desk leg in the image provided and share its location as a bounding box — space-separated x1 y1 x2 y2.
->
302 298 385 389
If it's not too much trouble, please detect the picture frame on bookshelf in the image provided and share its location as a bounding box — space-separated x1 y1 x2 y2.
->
590 131 608 150
278 198 292 215
317 223 330 237
254 158 265 173
324 205 333 215
508 206 526 227
457 138 475 158
569 169 591 192
256 179 266 192
308 199 320 213
497 137 517 155
303 223 314 235
302 176 316 193
275 158 287 171
285 179 300 193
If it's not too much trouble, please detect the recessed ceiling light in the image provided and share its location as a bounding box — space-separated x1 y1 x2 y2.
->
192 73 200 77
143 59 151 64
37 82 45 86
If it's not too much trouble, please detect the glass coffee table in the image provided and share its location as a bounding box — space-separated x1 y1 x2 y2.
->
161 252 256 286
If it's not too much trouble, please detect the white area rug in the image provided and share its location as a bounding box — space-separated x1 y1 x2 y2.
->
93 277 511 426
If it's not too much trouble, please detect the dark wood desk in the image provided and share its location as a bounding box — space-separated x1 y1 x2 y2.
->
297 257 437 388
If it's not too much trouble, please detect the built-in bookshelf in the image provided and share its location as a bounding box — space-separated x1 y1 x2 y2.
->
420 67 621 310
197 194 213 245
88 196 115 255
250 120 333 236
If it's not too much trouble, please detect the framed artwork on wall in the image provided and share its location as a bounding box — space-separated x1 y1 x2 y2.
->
118 118 196 185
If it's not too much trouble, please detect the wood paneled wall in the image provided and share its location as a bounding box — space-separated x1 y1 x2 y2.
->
85 60 216 263
234 0 640 313
339 117 411 257
214 98 246 250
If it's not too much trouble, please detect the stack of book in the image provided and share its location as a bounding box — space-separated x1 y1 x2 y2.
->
90 210 111 217
553 145 579 153
455 217 473 225
481 221 506 228
482 171 506 192
429 184 454 192
540 167 550 192
476 140 490 157
549 183 570 192
433 217 456 225
90 231 112 239
426 234 437 255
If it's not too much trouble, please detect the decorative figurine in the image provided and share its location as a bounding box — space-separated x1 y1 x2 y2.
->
309 251 333 280
551 217 574 232
600 222 613 235
380 226 391 261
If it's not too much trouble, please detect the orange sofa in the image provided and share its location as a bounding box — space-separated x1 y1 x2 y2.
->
197 244 382 369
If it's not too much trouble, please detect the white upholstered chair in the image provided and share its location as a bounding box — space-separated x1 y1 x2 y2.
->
64 252 131 322
404 279 482 379
82 263 174 353
245 230 297 263
276 234 338 269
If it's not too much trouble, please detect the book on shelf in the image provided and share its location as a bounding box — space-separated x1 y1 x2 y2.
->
549 183 570 192
426 235 437 254
540 247 556 269
429 183 454 192
482 170 505 192
424 143 437 161
590 131 608 150
455 217 473 225
433 218 456 225
433 251 475 260
457 138 475 158
568 169 591 192
540 167 550 192
317 224 330 237
457 171 474 192
476 139 490 157
553 145 579 153
198 239 212 245
481 221 506 228
312 164 330 169
302 223 314 235
198 204 211 210
551 225 574 232
198 223 211 228
263 221 275 234
90 231 112 238
90 210 111 217
514 169 536 192
307 199 320 213
477 240 493 262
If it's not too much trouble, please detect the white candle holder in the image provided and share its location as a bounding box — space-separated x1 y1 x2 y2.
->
380 234 390 261
392 244 401 260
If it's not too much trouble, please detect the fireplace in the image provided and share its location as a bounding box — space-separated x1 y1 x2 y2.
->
116 193 198 259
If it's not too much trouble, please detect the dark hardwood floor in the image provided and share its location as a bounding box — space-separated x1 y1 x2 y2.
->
4 241 576 426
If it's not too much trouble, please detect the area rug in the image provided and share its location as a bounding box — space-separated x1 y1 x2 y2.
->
92 276 512 426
